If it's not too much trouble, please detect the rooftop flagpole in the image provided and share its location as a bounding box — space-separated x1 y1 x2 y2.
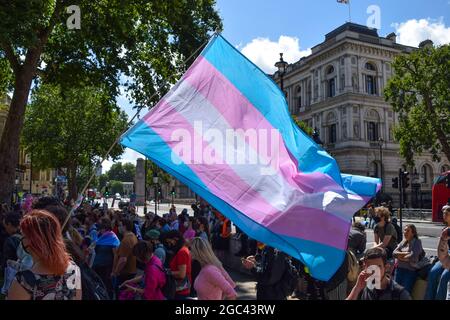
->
348 0 352 22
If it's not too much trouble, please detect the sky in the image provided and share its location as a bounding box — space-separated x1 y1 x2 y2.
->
104 0 450 172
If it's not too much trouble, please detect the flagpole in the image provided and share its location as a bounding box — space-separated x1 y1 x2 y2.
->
60 34 214 230
348 0 351 22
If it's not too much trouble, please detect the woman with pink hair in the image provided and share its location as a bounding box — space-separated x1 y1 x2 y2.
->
7 210 82 300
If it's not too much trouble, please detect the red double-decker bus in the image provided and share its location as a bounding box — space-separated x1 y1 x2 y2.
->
432 170 450 222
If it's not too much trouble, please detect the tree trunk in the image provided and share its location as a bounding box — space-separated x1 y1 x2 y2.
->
67 164 78 201
0 4 61 205
0 70 35 204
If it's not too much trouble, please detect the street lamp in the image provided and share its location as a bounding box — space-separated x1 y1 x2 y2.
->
312 127 324 146
144 158 148 215
14 177 19 204
170 179 175 207
153 172 159 216
275 53 288 92
378 137 384 192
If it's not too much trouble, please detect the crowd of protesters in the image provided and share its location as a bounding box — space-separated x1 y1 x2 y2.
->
0 196 238 300
0 195 449 301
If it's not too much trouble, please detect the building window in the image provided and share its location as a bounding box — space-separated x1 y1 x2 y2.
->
421 164 433 184
371 162 379 178
367 122 378 141
441 165 450 173
328 78 335 97
297 86 302 108
366 75 376 94
329 124 337 143
365 62 376 71
327 66 335 74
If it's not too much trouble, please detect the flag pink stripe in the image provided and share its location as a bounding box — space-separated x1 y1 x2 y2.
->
267 205 350 250
143 99 346 249
183 56 318 192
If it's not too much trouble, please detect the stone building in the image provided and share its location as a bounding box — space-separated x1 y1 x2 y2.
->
274 23 450 208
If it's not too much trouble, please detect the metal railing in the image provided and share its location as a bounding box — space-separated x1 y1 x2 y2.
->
392 208 432 221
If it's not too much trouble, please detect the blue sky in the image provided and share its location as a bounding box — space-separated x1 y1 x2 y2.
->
106 0 450 171
216 0 450 50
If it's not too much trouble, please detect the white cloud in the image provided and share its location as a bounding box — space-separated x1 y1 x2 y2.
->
393 18 450 47
101 148 143 172
240 36 311 74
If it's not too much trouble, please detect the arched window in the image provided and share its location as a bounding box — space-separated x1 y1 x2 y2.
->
365 62 376 71
328 78 335 97
327 66 335 74
326 65 336 98
364 62 377 95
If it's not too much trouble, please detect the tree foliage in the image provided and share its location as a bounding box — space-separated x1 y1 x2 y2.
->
22 84 128 199
107 162 136 182
108 180 124 195
0 0 222 203
384 44 450 165
292 115 313 136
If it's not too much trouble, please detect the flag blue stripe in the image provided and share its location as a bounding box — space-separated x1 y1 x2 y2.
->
201 35 342 184
120 120 344 280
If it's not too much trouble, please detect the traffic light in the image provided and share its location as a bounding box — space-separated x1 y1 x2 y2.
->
171 187 176 195
401 171 410 189
158 186 162 195
392 177 399 189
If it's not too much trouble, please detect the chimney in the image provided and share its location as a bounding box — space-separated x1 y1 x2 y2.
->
386 32 396 43
419 39 434 49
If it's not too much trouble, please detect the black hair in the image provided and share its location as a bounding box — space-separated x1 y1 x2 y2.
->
197 216 210 240
364 247 387 265
43 205 71 233
122 218 134 232
161 230 186 252
3 211 21 228
32 196 63 209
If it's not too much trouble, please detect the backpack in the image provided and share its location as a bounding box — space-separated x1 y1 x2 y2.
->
393 224 403 242
155 264 177 300
277 256 300 297
78 263 110 300
347 250 360 283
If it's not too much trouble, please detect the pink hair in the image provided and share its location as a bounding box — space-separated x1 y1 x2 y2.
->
20 210 71 275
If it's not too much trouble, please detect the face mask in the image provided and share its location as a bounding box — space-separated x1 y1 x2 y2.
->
184 222 189 228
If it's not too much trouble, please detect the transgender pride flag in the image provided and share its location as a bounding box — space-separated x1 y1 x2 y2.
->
121 34 381 281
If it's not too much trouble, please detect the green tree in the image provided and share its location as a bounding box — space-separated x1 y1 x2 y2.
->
0 0 222 203
22 84 128 200
122 163 136 182
98 173 109 191
292 115 313 136
106 162 136 182
108 180 124 195
384 44 450 165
